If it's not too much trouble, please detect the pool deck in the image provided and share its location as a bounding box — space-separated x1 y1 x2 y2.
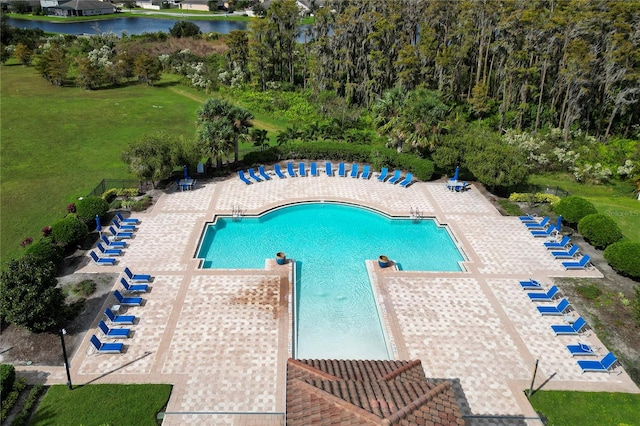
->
16 171 639 425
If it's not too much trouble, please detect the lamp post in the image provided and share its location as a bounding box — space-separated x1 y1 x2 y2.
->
59 329 72 390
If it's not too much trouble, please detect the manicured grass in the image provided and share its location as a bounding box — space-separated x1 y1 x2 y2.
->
0 65 200 264
31 384 172 425
529 173 640 243
528 391 640 426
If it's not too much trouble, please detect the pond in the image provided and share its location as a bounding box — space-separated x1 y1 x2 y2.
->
6 16 248 36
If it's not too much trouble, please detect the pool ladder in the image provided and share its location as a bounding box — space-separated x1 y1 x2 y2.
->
410 206 422 223
232 205 244 222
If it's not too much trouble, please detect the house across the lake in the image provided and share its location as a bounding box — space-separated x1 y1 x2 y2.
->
40 0 116 16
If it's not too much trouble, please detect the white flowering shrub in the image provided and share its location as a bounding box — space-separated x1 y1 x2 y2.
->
617 160 637 178
573 162 613 184
187 62 211 91
87 45 113 68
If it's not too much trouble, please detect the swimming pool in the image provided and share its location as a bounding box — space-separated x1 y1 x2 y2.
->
197 202 464 359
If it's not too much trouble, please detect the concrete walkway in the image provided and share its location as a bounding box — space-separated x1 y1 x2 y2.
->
17 171 639 425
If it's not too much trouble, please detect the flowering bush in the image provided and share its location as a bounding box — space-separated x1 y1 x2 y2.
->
67 203 76 213
20 237 33 248
41 226 52 237
508 192 561 205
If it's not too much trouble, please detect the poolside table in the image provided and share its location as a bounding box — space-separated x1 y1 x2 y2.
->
178 179 195 191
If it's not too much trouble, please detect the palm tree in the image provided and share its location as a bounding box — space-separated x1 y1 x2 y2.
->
250 128 269 151
196 99 253 167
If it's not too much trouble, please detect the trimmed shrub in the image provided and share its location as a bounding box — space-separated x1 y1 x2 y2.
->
75 196 109 221
553 195 598 226
578 214 623 249
508 192 561 205
0 364 16 400
604 241 640 279
0 376 25 423
51 216 89 246
23 237 64 268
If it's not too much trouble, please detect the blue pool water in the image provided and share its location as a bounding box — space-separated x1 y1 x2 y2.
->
197 203 464 359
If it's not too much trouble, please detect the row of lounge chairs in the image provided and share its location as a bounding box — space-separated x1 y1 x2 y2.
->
89 267 152 354
90 213 140 265
520 278 619 373
238 163 414 187
519 215 592 270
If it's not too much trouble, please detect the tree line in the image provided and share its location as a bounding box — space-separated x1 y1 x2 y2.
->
234 0 639 140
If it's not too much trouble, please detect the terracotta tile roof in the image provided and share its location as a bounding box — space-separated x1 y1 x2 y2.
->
287 359 465 425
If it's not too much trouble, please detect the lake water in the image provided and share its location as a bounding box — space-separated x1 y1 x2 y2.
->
6 16 248 36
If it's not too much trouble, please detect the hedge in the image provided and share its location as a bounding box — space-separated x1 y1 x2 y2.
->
23 237 64 269
75 196 109 222
577 214 623 249
0 364 16 400
508 192 561 205
51 215 89 247
553 195 598 226
243 142 435 181
604 241 640 279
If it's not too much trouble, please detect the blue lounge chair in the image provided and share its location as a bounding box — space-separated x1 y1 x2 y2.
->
115 212 138 224
388 170 402 184
544 235 571 249
325 162 334 176
519 215 539 223
96 242 122 257
519 279 544 290
531 225 557 237
299 162 308 177
104 308 135 325
361 165 371 179
577 352 618 373
551 244 580 259
108 226 132 240
567 343 597 357
310 162 319 177
101 235 126 248
90 251 116 266
563 255 591 270
90 335 123 354
399 173 413 188
551 316 587 335
536 298 571 316
98 320 130 339
338 162 347 177
248 168 262 182
287 162 297 177
238 170 252 185
274 164 286 179
525 217 550 229
350 164 359 178
120 277 148 293
124 267 151 282
112 219 136 231
258 165 272 180
377 167 388 182
527 285 560 302
113 290 142 306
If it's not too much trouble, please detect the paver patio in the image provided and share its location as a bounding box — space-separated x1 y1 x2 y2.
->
16 171 639 425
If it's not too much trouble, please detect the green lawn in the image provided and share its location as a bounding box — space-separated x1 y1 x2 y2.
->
0 65 200 264
31 384 172 425
529 173 640 243
0 65 289 265
528 391 640 426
